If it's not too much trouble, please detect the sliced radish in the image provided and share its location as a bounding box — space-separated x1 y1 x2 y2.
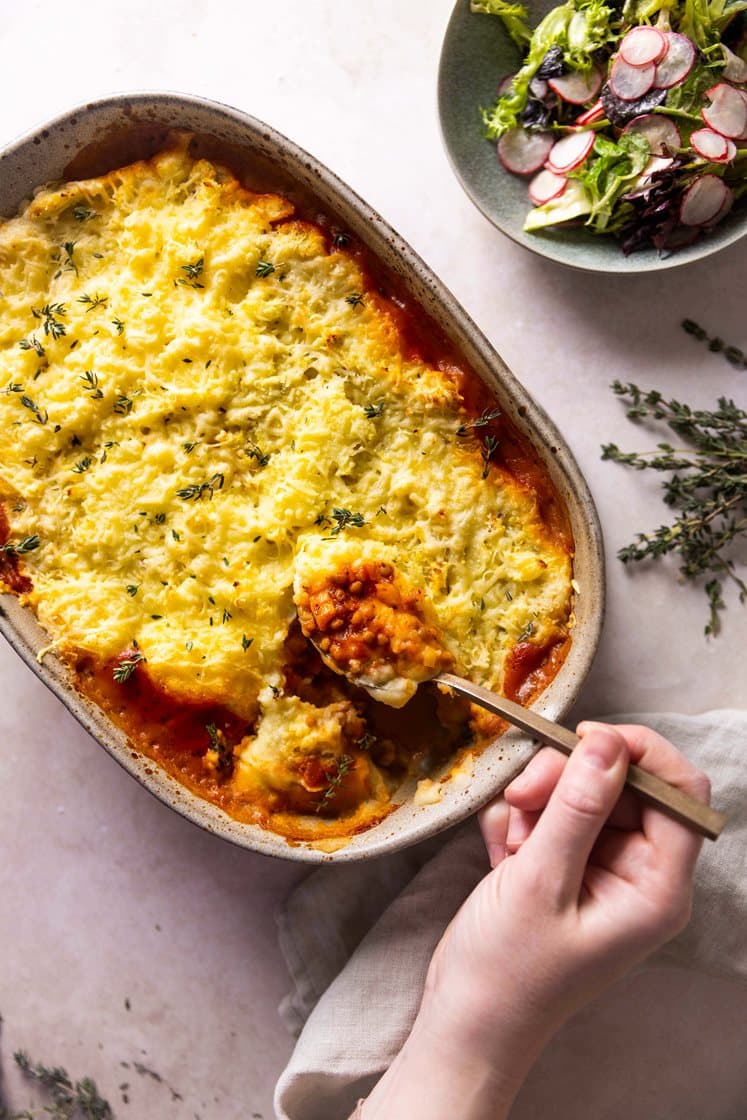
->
679 175 730 226
620 27 667 67
497 73 516 97
702 83 747 138
709 186 734 225
622 113 681 154
529 76 549 99
609 57 656 101
547 66 603 105
576 99 605 125
722 44 747 84
654 33 696 88
528 169 568 205
498 129 555 175
691 127 729 160
724 137 738 160
545 129 595 173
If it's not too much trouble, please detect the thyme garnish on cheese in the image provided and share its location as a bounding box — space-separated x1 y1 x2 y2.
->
78 292 108 312
176 473 225 501
0 535 40 555
32 303 66 340
256 260 275 277
19 336 45 357
72 205 98 222
177 257 204 289
345 292 364 308
80 370 103 399
363 401 385 418
20 395 48 425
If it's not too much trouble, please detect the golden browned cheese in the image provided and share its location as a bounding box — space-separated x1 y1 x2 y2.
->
0 138 574 839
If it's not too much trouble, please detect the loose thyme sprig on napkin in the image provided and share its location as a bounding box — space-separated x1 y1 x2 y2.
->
602 381 747 636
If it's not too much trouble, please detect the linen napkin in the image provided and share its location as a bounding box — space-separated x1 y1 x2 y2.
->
273 710 747 1120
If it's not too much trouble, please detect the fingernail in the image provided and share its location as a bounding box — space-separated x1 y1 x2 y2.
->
580 728 623 771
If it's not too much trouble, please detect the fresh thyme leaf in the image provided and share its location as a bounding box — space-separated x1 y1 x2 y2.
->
182 441 198 454
19 335 45 357
113 394 133 416
345 292 364 307
177 257 204 289
32 303 66 340
326 507 366 537
126 584 139 596
78 292 108 312
20 395 48 425
241 634 253 651
112 649 145 683
363 401 385 418
256 259 275 278
603 381 747 636
246 441 270 468
111 317 125 334
316 753 353 812
681 318 747 370
0 535 40 555
13 1049 113 1119
481 434 499 478
457 406 501 437
80 370 104 399
72 205 98 222
176 472 225 501
5 382 24 394
222 607 232 623
71 456 93 474
63 241 78 275
355 732 376 752
206 722 233 773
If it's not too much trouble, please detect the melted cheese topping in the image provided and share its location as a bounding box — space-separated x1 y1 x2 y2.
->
0 139 573 834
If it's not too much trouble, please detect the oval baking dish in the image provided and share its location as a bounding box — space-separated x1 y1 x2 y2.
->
0 92 604 863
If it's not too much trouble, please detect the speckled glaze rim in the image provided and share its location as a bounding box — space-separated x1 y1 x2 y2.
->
0 91 605 863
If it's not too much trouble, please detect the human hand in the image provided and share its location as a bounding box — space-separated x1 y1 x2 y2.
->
362 722 710 1120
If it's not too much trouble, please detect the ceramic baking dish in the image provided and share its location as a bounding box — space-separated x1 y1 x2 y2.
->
0 92 605 862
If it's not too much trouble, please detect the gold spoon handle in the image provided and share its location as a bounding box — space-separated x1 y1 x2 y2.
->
436 673 726 841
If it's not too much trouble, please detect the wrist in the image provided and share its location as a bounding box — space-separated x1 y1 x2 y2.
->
362 1005 528 1120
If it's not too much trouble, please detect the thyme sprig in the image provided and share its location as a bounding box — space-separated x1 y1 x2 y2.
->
176 473 224 501
316 753 353 812
322 508 366 537
112 649 145 683
177 258 204 289
0 535 40 556
602 381 747 636
32 303 66 340
205 722 233 774
681 318 747 370
6 1050 113 1119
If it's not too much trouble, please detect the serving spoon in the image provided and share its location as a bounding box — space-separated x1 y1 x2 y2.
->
307 632 726 841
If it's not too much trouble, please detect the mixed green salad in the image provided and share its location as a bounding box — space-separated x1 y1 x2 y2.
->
473 0 747 252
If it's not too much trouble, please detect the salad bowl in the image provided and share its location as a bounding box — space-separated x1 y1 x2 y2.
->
438 0 747 272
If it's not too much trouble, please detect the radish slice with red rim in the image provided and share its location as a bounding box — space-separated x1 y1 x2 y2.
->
498 129 555 175
529 76 550 98
679 175 731 226
722 45 747 84
709 186 734 225
622 113 681 154
576 99 605 125
528 169 568 205
691 127 729 160
547 66 603 105
654 33 696 88
702 83 747 138
620 27 667 67
609 57 656 101
546 129 595 173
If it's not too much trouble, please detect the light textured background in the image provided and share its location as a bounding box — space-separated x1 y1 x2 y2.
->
0 1 745 1117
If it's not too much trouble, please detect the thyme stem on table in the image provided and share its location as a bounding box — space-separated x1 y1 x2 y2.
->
601 381 747 636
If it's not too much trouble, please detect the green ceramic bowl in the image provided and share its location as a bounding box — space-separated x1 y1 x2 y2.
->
438 0 747 272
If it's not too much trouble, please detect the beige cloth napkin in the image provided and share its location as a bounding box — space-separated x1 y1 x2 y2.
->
273 711 747 1120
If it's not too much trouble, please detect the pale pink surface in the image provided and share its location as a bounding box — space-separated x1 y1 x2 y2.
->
0 2 746 1117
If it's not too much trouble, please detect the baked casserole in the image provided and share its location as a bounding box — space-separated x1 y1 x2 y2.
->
0 135 574 841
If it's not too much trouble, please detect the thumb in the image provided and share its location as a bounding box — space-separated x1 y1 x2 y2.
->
522 726 628 906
